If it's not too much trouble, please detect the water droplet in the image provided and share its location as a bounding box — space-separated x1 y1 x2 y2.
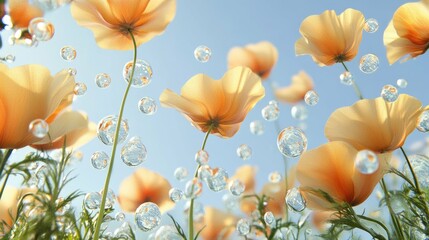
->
381 84 399 102
194 45 212 63
184 178 203 199
195 150 209 165
197 165 212 181
84 192 101 210
249 120 264 135
285 187 306 212
291 104 308 120
138 97 157 115
262 101 280 121
60 46 76 61
359 54 379 74
236 218 251 235
67 67 77 76
155 225 182 240
174 167 188 181
404 155 429 189
100 188 116 209
277 127 307 158
236 144 252 160
74 82 87 95
115 212 125 222
339 71 354 86
123 59 153 88
2 54 15 63
304 90 319 106
121 136 147 166
355 150 379 174
95 73 111 88
97 115 129 145
28 17 54 41
396 79 408 88
268 171 282 183
29 119 49 138
169 188 184 202
264 211 275 225
229 179 245 196
91 151 109 170
135 202 161 231
364 18 379 33
206 168 228 192
417 110 429 132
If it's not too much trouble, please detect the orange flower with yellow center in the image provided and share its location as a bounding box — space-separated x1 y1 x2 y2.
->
295 8 365 66
384 1 429 64
160 67 265 138
70 0 176 50
274 71 314 104
227 41 279 80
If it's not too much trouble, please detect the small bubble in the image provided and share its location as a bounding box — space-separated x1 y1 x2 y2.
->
28 17 55 41
417 110 429 132
364 18 379 33
195 150 209 165
155 225 182 240
100 188 116 209
67 68 77 76
174 167 188 181
236 144 252 160
285 187 306 212
169 188 184 202
29 119 49 138
277 127 307 158
138 97 157 115
121 136 147 166
84 192 101 210
228 179 245 196
60 46 76 61
91 151 109 170
95 73 111 88
264 211 275 225
123 59 153 88
339 71 353 86
291 104 308 120
396 79 408 89
97 115 129 145
268 171 282 183
1 54 15 63
236 218 251 235
115 212 125 222
381 84 398 102
135 202 161 231
262 101 280 121
359 54 379 74
355 150 379 174
206 168 228 192
73 82 87 95
194 45 212 63
249 120 264 135
197 165 212 181
184 178 203 199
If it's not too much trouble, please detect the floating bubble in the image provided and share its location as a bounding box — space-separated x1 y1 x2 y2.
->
206 168 228 192
29 119 49 138
67 68 77 76
184 178 202 199
222 193 239 211
396 79 408 88
277 127 307 158
91 151 109 170
115 212 125 222
194 45 212 63
95 73 111 88
262 101 280 121
236 218 251 235
250 120 264 135
84 192 101 210
97 115 129 145
155 225 182 240
359 54 379 74
121 137 147 166
268 171 282 183
74 82 87 95
195 150 209 165
174 167 188 181
135 202 161 231
291 104 308 120
285 187 306 212
237 144 252 160
264 211 275 225
138 97 157 115
339 71 353 86
169 188 184 202
404 155 429 189
60 46 76 61
355 150 379 174
229 179 245 196
304 90 319 106
1 54 15 63
100 188 116 209
364 18 379 33
32 0 72 11
381 84 399 102
417 110 429 132
28 17 54 41
123 59 153 88
197 165 212 181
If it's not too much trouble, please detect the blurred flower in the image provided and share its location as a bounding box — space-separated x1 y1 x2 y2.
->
311 210 336 232
196 207 237 240
227 41 278 80
0 187 36 234
8 0 43 29
229 165 258 192
384 2 429 64
295 9 365 66
274 71 314 104
70 0 176 50
325 94 427 153
0 64 96 149
297 141 391 210
118 168 174 213
160 66 265 138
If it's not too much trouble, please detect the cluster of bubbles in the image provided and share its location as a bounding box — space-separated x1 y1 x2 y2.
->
277 127 308 158
355 150 379 174
261 100 280 121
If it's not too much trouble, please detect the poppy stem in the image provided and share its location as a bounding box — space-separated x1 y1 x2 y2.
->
93 31 137 240
380 178 406 239
340 61 363 100
0 149 13 199
189 124 213 240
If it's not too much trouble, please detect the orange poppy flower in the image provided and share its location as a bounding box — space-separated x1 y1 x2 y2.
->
227 41 278 80
295 8 365 66
274 71 314 104
8 0 43 29
0 64 95 150
160 66 265 138
70 0 176 50
229 165 258 193
297 141 391 210
311 210 336 232
197 207 237 240
384 2 429 64
325 94 427 153
0 187 36 234
117 168 174 213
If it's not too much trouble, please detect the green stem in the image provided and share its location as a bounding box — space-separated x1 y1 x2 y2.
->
357 215 391 239
380 178 406 240
349 206 387 240
340 61 363 100
189 125 213 240
0 149 13 200
93 31 137 240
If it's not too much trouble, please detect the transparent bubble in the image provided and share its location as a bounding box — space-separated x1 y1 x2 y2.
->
67 67 77 76
138 97 157 115
417 110 429 132
155 225 182 240
174 167 188 181
364 18 379 33
184 178 202 199
229 179 245 196
100 188 116 209
268 171 282 183
84 192 101 210
184 200 204 222
396 79 408 88
29 119 49 138
115 212 125 222
197 165 212 181
264 211 275 225
95 73 111 88
404 155 429 189
169 188 184 202
206 168 228 192
339 71 353 86
123 59 153 88
291 104 308 120
222 193 239 211
97 115 129 145
236 218 251 235
28 17 54 41
1 54 15 63
195 150 209 165
304 90 319 106
60 46 76 61
135 202 161 231
121 137 147 166
74 82 87 96
277 127 307 158
237 144 252 160
355 150 379 174
262 101 280 121
359 54 379 74
91 151 109 170
249 120 264 135
381 84 399 102
285 187 306 212
194 45 212 63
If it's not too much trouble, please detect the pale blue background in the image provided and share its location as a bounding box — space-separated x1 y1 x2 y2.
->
3 1 428 239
